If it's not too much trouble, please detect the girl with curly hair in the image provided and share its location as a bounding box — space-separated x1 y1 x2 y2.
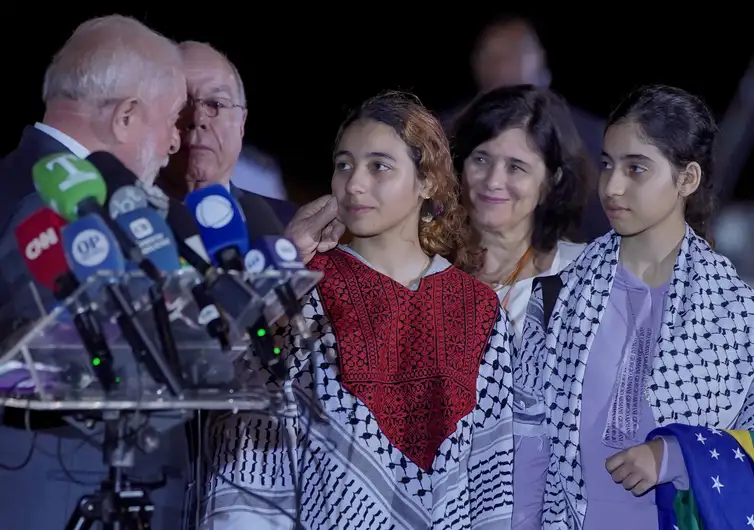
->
202 92 516 530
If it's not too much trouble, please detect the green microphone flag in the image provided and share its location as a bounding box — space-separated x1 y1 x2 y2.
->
32 153 107 221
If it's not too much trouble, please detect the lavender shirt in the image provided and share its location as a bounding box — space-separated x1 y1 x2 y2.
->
513 265 688 529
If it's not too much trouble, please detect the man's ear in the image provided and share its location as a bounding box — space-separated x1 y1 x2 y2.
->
111 98 141 143
239 108 247 139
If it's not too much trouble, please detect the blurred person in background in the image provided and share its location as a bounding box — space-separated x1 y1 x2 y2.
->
158 41 297 226
232 144 288 200
443 13 609 240
712 203 754 285
515 85 754 530
0 15 189 530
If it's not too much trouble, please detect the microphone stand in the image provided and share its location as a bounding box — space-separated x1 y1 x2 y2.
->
65 411 164 530
214 248 283 378
54 272 118 391
148 282 185 388
103 279 183 397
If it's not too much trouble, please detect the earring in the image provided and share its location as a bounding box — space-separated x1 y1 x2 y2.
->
421 199 438 223
553 167 563 185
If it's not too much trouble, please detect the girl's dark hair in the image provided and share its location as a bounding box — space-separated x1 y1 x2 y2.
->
451 85 594 258
608 84 718 240
335 91 483 271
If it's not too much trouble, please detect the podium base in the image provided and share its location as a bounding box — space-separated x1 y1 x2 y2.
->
60 409 173 530
66 478 155 530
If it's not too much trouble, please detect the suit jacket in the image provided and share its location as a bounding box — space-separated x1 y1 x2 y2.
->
253 191 297 227
0 126 189 530
229 183 288 236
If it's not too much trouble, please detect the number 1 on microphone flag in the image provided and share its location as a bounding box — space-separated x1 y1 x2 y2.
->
647 424 754 530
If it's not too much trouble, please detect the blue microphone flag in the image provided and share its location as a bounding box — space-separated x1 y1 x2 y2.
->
115 208 181 273
184 184 249 267
109 185 149 219
244 236 304 274
61 214 127 284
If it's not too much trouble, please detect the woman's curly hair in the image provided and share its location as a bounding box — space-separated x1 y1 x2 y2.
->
334 91 484 271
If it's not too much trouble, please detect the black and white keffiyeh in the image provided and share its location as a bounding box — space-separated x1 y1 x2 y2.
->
514 226 754 529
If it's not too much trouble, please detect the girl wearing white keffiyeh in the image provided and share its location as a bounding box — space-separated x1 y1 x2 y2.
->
514 85 754 530
201 92 516 530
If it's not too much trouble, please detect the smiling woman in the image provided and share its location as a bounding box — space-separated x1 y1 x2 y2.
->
202 91 517 530
452 85 594 342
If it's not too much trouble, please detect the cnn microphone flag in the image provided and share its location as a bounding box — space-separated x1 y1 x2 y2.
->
647 424 754 530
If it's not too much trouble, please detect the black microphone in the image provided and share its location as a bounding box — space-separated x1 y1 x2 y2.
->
85 152 248 342
62 214 183 396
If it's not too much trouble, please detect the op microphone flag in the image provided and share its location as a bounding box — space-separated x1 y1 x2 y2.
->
62 214 128 279
61 214 183 395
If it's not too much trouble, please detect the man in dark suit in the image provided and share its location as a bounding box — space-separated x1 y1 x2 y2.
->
168 40 297 230
442 14 610 241
0 15 191 530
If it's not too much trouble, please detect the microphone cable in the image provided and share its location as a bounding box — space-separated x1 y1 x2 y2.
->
0 378 38 471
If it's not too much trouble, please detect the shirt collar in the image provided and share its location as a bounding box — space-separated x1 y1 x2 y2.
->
34 122 90 159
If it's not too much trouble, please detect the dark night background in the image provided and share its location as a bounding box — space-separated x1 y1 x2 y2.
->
3 7 752 204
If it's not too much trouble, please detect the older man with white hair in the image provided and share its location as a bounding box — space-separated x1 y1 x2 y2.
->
157 41 297 227
0 15 189 530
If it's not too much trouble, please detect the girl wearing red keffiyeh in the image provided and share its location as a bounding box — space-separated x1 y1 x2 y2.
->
201 92 516 530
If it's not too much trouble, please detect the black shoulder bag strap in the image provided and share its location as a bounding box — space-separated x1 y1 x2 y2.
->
532 274 564 329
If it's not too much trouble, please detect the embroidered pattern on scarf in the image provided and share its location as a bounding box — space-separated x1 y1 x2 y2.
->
514 226 754 529
309 249 500 471
603 306 655 449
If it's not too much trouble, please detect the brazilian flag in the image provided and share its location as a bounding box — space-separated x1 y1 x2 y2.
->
648 424 754 530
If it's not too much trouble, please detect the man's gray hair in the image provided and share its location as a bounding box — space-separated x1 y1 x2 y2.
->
178 41 246 106
42 15 182 105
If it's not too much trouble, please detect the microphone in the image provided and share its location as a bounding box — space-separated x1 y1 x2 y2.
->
184 184 249 271
115 207 183 374
62 214 183 396
86 152 211 268
115 208 182 272
108 184 150 219
14 207 67 291
13 207 117 390
85 151 262 329
185 186 288 377
245 236 312 343
32 153 161 282
115 207 230 350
